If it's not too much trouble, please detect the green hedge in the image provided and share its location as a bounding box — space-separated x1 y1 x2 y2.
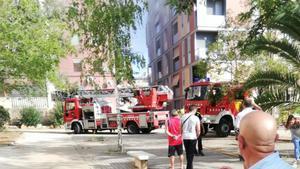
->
0 106 10 130
49 102 64 127
20 107 41 127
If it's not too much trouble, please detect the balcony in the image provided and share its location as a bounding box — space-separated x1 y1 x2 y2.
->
196 0 226 31
197 15 225 31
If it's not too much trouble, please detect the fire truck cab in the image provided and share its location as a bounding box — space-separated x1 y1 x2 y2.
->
184 81 245 137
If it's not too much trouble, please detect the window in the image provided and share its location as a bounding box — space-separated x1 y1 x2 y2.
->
173 85 180 98
181 41 185 66
156 38 161 56
194 10 197 29
207 0 225 15
172 22 178 44
185 86 208 100
163 54 170 75
196 32 217 49
66 102 75 111
163 30 168 50
155 22 160 34
157 60 162 79
172 22 178 35
181 15 184 29
187 37 191 64
73 61 82 72
173 57 180 72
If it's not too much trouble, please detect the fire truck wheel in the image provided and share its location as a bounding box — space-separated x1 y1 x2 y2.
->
216 119 231 137
141 128 152 134
127 122 140 134
73 123 82 134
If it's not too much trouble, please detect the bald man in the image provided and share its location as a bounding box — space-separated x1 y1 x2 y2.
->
238 111 293 169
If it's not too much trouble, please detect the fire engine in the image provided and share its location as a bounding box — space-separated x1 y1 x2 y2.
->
52 85 173 134
184 81 245 137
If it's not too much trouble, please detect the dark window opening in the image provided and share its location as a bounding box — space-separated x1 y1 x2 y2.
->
173 57 180 72
207 0 225 15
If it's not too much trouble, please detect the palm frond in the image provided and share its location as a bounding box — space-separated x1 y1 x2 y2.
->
255 88 300 110
271 20 300 42
249 37 300 69
270 5 300 41
244 71 299 90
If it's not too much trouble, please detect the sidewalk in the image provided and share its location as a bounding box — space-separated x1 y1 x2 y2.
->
2 128 294 169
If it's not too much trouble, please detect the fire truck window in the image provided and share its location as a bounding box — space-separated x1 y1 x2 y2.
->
200 86 208 99
194 87 201 98
186 88 194 100
143 89 151 96
186 86 208 100
66 102 75 111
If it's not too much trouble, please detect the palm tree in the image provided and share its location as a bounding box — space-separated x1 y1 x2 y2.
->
242 0 300 110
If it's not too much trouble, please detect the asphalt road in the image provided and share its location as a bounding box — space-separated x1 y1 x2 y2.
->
0 128 293 169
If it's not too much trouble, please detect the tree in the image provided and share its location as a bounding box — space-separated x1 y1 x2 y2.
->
240 0 300 110
67 0 146 152
207 30 254 82
166 0 195 14
192 60 209 80
0 0 71 95
67 0 146 85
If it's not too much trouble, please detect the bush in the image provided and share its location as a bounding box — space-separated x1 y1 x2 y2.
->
0 106 10 129
49 102 64 127
20 107 41 127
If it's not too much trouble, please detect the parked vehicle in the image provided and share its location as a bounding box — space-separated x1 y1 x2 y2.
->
184 81 245 137
52 86 173 134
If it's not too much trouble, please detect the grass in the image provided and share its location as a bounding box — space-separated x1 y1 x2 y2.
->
0 131 22 146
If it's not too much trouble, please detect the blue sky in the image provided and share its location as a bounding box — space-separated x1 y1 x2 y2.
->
131 12 148 78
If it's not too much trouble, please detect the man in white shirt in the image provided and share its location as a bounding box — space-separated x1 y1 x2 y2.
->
181 105 201 169
235 99 255 130
235 99 255 161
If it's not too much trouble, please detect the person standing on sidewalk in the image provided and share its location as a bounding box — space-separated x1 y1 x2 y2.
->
285 115 300 168
181 105 201 169
235 99 255 131
165 109 184 169
195 111 205 156
235 99 256 161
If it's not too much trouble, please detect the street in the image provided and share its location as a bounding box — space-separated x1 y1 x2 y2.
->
0 128 295 169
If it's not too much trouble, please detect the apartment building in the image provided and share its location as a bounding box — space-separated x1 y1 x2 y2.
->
146 0 248 109
59 53 115 90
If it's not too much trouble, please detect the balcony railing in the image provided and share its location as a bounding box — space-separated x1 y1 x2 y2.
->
197 15 225 30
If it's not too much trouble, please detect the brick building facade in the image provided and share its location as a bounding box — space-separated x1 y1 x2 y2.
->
146 0 248 109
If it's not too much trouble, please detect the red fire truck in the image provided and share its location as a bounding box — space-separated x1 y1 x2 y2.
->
53 85 173 134
184 81 245 137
